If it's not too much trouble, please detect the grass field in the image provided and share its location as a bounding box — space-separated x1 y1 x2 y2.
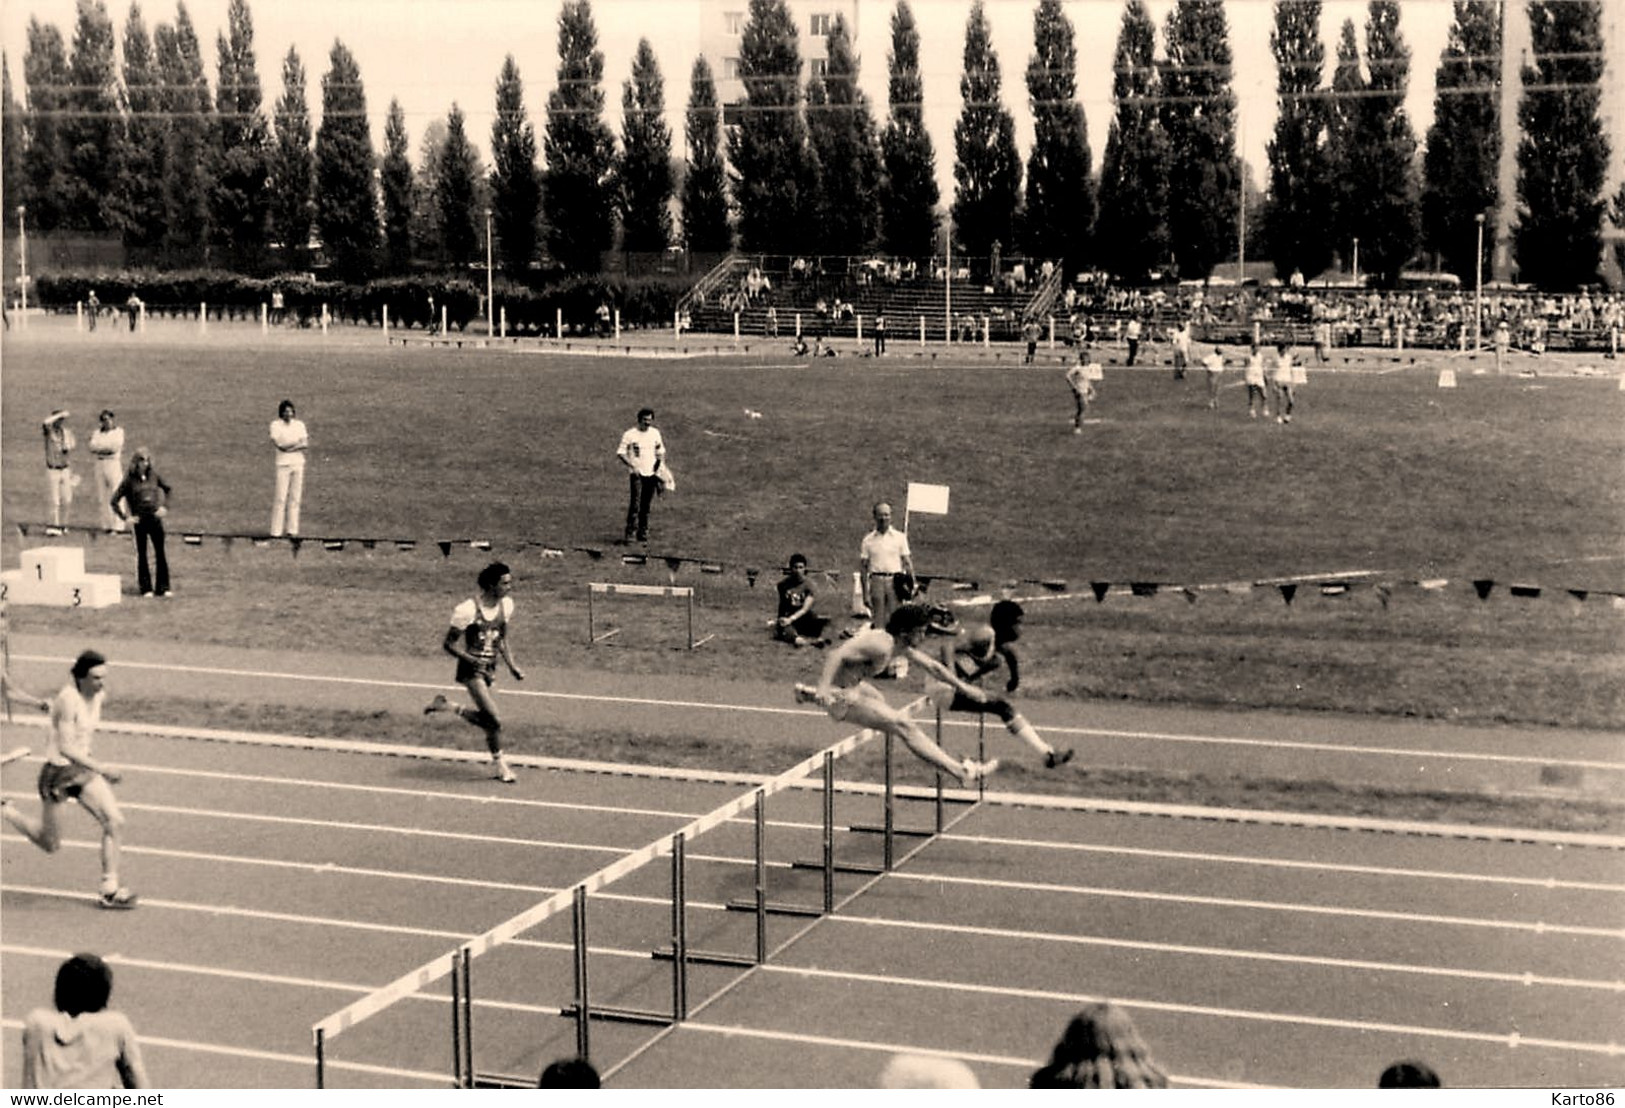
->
3 321 1622 746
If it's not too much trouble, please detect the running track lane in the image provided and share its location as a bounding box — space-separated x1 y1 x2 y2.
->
3 730 1622 1088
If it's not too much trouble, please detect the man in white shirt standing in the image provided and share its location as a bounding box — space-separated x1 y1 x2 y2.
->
616 407 666 544
269 399 309 537
87 410 126 533
860 502 914 675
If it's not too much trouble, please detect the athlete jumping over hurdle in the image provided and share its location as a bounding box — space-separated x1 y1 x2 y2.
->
796 604 1000 787
0 651 138 909
424 562 526 783
926 600 1073 770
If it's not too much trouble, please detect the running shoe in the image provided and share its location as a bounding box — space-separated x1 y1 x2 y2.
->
793 683 821 705
1045 748 1076 770
423 694 450 715
98 887 138 910
493 762 517 784
960 757 1000 785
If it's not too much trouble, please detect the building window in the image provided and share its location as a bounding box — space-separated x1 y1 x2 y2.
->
809 58 828 78
724 11 744 34
810 13 833 36
723 57 741 80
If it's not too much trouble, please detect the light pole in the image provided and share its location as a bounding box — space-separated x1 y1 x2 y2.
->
16 205 28 329
1351 237 1360 286
1474 212 1486 351
484 207 495 339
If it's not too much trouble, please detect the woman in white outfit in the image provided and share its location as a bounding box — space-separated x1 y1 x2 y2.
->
269 399 308 537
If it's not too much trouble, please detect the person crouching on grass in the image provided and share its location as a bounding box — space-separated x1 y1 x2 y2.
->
424 562 526 783
0 651 138 909
795 604 1000 787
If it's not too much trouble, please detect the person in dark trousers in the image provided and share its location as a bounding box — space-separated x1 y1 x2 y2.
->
873 312 887 356
616 407 666 544
110 448 171 598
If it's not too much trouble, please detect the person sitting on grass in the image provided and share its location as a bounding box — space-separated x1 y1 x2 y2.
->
773 553 830 648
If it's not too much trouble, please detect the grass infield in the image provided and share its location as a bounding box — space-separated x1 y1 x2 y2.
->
2 321 1622 827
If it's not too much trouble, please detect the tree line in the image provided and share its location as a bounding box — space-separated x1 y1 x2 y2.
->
3 0 1620 290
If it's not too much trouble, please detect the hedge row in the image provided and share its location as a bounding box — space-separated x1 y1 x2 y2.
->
32 271 691 333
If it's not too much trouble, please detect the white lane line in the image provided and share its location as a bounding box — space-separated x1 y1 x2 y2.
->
16 651 1621 771
867 875 1624 938
820 911 1625 990
0 1016 446 1085
942 832 1625 893
748 966 1625 1055
0 884 653 959
3 944 559 1017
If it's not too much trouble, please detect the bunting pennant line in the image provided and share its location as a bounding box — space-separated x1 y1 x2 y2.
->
6 521 1620 610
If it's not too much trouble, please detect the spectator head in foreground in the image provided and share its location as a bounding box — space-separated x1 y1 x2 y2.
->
22 953 149 1089
539 1056 601 1088
1029 1002 1169 1089
878 1052 980 1089
1378 1060 1442 1088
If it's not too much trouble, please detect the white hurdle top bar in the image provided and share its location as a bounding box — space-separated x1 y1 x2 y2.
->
588 583 694 598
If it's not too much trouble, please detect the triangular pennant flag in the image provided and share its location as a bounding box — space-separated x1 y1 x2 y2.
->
1224 582 1252 596
665 557 683 573
289 537 304 557
1040 579 1067 592
182 533 203 546
700 562 724 574
469 540 491 551
17 524 30 537
88 529 100 543
1130 582 1159 598
582 548 604 560
324 540 345 552
436 541 453 557
252 537 271 549
221 536 235 553
1181 587 1199 604
622 554 646 566
1508 584 1541 599
395 540 417 553
361 540 376 551
746 568 759 587
1417 578 1449 590
1278 583 1298 605
1320 583 1349 597
1376 584 1392 609
1090 582 1111 603
1472 579 1494 600
1567 589 1589 602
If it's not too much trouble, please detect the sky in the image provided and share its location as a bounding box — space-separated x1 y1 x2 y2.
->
1 0 1618 203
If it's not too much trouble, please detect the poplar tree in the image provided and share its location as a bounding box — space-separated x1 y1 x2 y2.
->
806 15 880 255
1159 0 1239 280
1324 19 1364 274
62 0 120 231
878 0 937 259
155 5 213 266
950 0 1021 266
681 56 731 252
380 99 414 274
1350 0 1420 286
1263 0 1332 281
543 0 616 271
2 56 25 223
1421 0 1499 285
112 4 166 257
490 54 542 276
1611 182 1625 279
314 40 377 278
1514 0 1610 289
268 46 313 270
436 104 480 268
1095 0 1169 282
729 0 811 255
618 38 673 254
22 19 70 233
212 0 270 272
1022 0 1092 270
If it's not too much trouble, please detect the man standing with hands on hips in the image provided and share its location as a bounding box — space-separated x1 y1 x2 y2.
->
860 502 914 677
617 407 666 545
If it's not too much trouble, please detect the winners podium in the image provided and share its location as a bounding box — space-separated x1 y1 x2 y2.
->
1 547 122 608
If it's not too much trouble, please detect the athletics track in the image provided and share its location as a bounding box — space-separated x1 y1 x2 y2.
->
2 636 1623 1089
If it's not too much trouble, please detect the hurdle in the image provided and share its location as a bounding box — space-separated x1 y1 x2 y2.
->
586 582 713 650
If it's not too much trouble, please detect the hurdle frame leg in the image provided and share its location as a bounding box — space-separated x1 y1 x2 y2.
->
671 833 688 1021
572 886 590 1061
